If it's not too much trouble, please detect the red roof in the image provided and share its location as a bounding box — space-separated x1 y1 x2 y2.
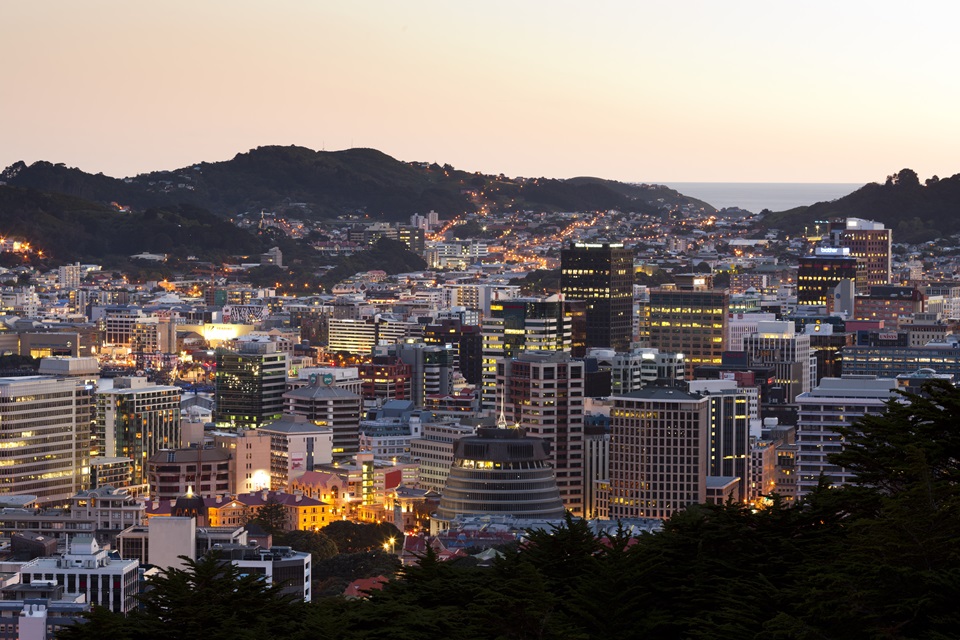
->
343 576 388 599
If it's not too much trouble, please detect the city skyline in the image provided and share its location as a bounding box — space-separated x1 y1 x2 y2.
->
3 1 958 184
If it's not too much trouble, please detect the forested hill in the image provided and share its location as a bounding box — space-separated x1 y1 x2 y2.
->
761 168 960 243
0 185 264 263
1 145 714 222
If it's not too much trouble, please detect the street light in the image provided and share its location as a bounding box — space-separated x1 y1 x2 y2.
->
383 536 396 554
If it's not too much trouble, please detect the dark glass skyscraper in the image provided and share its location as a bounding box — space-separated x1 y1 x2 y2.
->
560 242 634 352
797 247 866 307
214 343 288 429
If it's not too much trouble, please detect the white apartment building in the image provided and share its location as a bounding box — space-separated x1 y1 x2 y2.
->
795 376 898 496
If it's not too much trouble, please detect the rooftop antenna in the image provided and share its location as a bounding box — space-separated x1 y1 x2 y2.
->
496 375 518 429
497 379 507 429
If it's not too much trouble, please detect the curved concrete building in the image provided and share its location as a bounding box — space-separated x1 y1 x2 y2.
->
435 427 565 524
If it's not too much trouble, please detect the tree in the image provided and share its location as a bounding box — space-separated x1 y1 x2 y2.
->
277 529 339 562
58 554 306 640
831 379 960 493
320 521 402 553
249 498 289 535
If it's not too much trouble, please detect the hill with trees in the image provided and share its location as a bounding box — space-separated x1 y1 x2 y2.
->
761 168 960 243
0 185 264 264
2 146 714 222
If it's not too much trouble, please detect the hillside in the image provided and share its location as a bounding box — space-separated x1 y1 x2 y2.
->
0 186 264 264
760 168 960 243
1 146 714 221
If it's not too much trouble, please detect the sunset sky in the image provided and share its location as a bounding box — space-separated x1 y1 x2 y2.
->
2 1 957 183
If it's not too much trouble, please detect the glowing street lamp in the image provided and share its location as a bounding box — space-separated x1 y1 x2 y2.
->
383 536 396 554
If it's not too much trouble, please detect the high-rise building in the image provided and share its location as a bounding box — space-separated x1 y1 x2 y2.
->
358 357 412 403
422 319 483 385
481 296 572 414
829 217 892 286
797 247 867 307
0 376 95 504
214 341 288 429
689 380 755 503
591 348 686 395
795 376 897 496
648 275 729 378
58 262 81 290
394 341 456 408
409 420 476 493
283 377 362 461
560 242 634 352
499 352 585 516
609 387 710 520
742 321 813 404
583 414 610 519
95 377 181 487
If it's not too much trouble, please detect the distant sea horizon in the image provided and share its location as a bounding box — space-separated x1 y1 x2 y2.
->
657 182 866 213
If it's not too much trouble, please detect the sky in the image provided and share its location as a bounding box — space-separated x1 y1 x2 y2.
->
2 1 959 183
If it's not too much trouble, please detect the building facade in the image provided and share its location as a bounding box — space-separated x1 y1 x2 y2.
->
609 387 709 520
560 242 634 352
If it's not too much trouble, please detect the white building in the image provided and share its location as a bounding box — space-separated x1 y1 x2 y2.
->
591 348 686 395
795 376 898 496
726 312 778 352
20 536 139 613
742 321 813 404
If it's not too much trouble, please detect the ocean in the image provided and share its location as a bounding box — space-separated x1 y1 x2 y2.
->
660 182 865 213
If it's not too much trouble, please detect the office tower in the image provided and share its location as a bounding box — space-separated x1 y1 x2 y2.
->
689 380 755 503
0 376 95 504
394 341 456 408
560 242 634 352
327 316 420 354
795 376 897 496
358 357 413 402
830 217 892 286
410 420 476 492
797 247 867 307
94 306 149 348
441 282 521 317
583 414 610 519
214 341 288 429
727 312 778 352
499 352 585 516
742 321 813 404
648 274 729 378
592 348 686 395
481 296 571 414
95 377 181 487
609 387 710 520
422 319 483 385
283 376 362 461
853 285 924 326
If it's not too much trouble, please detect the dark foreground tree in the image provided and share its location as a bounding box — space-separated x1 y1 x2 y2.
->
320 520 402 553
57 553 306 640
